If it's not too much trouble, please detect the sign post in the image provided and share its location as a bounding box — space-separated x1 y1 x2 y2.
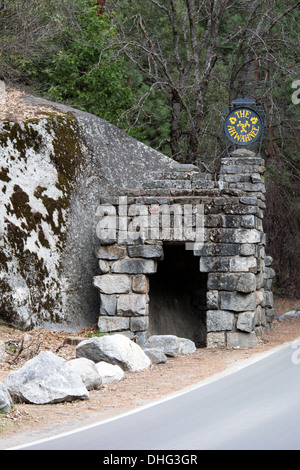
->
222 98 266 157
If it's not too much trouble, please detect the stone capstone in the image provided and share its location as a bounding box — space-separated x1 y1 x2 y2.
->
76 334 151 372
3 351 89 404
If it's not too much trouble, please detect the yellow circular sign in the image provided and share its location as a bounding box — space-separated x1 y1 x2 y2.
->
224 107 262 146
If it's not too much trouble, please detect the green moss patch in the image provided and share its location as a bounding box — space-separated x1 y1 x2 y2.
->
0 113 85 329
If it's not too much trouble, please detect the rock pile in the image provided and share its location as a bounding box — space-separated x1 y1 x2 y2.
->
0 333 196 412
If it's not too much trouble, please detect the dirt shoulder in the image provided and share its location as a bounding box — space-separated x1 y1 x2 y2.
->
1 296 300 449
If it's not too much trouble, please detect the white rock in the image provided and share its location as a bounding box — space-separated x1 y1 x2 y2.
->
95 362 124 383
68 357 102 390
76 334 151 372
178 337 196 354
3 351 89 404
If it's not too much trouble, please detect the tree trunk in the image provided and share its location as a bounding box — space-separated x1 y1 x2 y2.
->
186 128 199 164
170 91 181 161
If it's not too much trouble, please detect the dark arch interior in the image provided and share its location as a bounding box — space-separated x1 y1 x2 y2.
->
148 243 207 347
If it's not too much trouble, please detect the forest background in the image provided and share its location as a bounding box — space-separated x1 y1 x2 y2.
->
0 0 299 297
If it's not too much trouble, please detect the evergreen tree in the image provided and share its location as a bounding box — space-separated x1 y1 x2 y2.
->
0 0 135 130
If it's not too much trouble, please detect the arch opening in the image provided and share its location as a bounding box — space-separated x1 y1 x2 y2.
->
148 243 207 347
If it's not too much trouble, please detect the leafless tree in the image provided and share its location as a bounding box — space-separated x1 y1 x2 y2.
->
107 0 299 165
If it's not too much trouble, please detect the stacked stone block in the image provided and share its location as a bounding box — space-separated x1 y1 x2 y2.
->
93 149 275 348
93 244 163 344
203 149 274 347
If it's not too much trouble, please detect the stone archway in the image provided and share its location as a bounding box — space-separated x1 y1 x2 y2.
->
93 149 275 349
148 243 207 347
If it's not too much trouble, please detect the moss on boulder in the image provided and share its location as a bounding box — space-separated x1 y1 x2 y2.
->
0 93 173 332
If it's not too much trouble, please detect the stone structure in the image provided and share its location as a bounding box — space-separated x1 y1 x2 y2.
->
93 149 275 348
0 89 275 346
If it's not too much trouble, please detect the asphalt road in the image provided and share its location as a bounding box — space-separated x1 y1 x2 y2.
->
9 339 300 451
